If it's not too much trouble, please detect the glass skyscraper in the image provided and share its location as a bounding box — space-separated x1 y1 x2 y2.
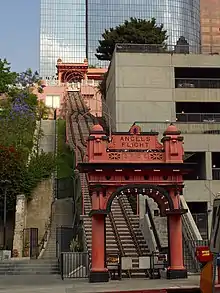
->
87 0 201 66
40 0 86 78
40 0 201 76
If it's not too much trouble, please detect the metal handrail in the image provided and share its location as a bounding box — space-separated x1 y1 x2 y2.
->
176 77 220 81
182 216 201 272
118 197 142 256
66 92 92 266
38 201 55 257
114 43 220 55
108 211 131 278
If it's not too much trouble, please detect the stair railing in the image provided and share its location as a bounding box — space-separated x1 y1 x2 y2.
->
118 197 142 256
38 200 55 258
182 216 201 272
180 196 202 241
108 211 131 278
180 196 203 272
145 201 162 252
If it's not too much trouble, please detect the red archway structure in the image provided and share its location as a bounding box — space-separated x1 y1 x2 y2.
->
77 123 192 283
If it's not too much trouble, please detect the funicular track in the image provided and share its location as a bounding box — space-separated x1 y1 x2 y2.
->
66 91 151 278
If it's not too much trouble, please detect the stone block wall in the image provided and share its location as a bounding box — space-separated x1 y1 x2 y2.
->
25 179 53 242
13 179 53 256
12 194 26 257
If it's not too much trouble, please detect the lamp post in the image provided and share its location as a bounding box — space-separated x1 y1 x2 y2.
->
0 179 10 250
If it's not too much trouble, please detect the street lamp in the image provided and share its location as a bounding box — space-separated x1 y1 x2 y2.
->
0 179 11 250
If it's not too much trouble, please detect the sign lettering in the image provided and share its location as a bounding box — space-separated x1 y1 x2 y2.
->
120 136 150 149
201 250 210 257
108 134 163 151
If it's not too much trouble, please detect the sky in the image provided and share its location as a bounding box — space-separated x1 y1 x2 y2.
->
0 1 40 73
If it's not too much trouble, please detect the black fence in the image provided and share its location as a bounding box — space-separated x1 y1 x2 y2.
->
192 213 209 240
60 252 89 279
60 252 166 280
56 226 84 257
56 177 74 199
115 43 220 55
184 239 209 273
23 228 38 258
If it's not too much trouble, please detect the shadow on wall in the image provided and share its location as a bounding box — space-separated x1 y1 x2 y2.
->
25 179 53 243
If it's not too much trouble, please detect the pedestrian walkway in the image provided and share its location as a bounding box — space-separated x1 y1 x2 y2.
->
0 275 200 293
69 276 200 292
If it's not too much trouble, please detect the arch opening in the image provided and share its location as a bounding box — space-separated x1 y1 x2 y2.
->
106 184 174 216
62 70 84 83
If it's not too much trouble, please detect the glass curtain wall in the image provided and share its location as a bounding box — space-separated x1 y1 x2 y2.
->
40 0 86 78
87 0 201 66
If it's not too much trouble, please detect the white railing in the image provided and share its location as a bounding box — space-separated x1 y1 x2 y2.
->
44 79 100 88
180 196 203 272
180 196 202 240
139 214 157 253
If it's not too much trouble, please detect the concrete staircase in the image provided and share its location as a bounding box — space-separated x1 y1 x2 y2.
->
0 259 59 275
42 198 74 259
38 120 56 153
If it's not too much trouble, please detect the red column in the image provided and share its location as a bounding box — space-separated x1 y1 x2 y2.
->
90 214 109 283
167 214 187 279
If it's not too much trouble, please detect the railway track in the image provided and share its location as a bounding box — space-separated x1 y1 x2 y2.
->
66 91 151 278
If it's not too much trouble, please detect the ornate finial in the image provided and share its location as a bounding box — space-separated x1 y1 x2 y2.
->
129 124 141 135
90 124 104 133
163 123 180 135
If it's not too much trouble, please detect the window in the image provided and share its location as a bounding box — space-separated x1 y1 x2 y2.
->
183 152 206 180
176 102 220 123
212 152 220 180
175 67 220 89
45 95 60 109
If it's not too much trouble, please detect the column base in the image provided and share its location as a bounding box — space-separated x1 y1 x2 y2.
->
89 270 109 283
167 268 187 279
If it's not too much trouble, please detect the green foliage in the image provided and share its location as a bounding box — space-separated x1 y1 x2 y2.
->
0 147 25 209
96 17 168 61
0 60 56 209
22 151 55 199
97 72 107 98
56 119 75 179
88 65 97 68
0 92 37 156
0 59 18 93
37 100 52 120
70 235 83 252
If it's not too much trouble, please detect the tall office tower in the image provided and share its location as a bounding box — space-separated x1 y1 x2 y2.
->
200 0 220 54
87 0 201 66
40 0 86 78
40 0 201 74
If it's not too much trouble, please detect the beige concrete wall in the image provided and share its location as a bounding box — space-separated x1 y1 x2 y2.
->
115 53 175 124
115 53 220 68
111 52 220 128
25 179 53 242
107 51 220 235
106 53 117 130
175 89 220 102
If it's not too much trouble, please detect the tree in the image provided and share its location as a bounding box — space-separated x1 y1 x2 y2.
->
96 17 168 61
17 68 40 87
97 73 107 99
0 59 17 93
16 69 43 93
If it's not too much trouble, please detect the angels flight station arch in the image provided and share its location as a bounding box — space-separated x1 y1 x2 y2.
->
78 123 192 283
